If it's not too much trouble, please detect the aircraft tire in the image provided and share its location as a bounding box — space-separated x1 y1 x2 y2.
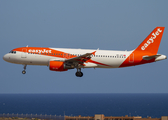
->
22 70 26 74
76 72 83 77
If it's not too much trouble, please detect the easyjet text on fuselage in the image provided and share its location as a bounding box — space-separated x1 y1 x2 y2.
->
28 49 52 53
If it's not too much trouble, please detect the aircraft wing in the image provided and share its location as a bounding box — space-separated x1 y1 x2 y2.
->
65 51 96 64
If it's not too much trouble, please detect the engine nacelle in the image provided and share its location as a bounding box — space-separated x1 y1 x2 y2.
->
49 61 75 72
49 61 68 72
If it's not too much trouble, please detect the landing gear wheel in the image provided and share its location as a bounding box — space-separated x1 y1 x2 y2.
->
22 65 27 74
75 72 83 77
75 68 83 77
22 70 26 74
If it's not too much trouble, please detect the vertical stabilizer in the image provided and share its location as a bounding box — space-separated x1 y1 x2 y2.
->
135 27 165 54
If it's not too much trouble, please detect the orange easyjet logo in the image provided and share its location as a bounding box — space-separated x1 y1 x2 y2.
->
141 28 162 50
28 49 52 53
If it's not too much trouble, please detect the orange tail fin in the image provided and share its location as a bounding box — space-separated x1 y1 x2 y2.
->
135 27 165 54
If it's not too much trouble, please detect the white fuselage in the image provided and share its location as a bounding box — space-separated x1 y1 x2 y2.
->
3 48 132 68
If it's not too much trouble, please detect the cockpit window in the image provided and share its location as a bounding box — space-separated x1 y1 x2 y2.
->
9 51 16 54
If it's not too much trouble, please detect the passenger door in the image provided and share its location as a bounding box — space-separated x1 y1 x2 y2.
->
129 53 134 63
21 48 27 58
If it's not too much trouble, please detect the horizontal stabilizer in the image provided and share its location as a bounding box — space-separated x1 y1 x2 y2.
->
143 54 167 61
143 55 161 60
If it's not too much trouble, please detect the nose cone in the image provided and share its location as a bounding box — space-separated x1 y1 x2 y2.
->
3 54 7 61
3 54 10 62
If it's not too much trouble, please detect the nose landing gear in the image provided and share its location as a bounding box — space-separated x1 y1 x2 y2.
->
22 65 27 74
75 68 83 77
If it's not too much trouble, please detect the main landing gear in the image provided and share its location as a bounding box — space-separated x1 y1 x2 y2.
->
75 68 83 77
22 65 27 74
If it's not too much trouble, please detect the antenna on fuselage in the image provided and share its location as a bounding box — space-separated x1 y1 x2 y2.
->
26 45 28 47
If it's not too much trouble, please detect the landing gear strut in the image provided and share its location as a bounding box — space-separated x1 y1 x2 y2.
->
75 68 83 77
22 65 27 74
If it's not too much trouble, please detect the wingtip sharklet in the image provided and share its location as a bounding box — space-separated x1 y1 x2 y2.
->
92 51 96 55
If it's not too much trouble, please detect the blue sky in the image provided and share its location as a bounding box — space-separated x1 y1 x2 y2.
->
0 0 168 93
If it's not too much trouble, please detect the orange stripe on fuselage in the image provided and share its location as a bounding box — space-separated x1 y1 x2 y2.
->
88 59 111 67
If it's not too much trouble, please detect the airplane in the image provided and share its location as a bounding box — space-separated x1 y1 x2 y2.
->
3 27 167 77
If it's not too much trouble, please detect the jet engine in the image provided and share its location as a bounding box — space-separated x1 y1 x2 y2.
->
49 61 74 72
